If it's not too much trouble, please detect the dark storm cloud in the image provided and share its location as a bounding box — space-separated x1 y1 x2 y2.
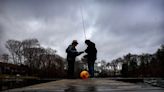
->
0 25 4 54
0 0 5 54
0 0 164 61
0 0 86 56
89 0 164 60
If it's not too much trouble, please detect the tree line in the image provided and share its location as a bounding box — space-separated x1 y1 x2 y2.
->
121 45 164 77
1 38 163 78
98 45 164 77
1 38 66 78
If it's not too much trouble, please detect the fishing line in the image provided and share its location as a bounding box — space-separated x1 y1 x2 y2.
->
80 5 87 40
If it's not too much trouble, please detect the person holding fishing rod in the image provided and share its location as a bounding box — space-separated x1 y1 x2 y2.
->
84 40 97 78
80 5 97 78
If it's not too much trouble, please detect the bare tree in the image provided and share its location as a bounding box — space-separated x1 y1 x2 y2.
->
5 40 22 64
21 38 40 67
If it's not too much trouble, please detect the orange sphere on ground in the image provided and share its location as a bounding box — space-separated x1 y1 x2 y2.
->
80 70 90 79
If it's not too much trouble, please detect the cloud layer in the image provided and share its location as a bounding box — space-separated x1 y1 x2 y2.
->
0 0 164 61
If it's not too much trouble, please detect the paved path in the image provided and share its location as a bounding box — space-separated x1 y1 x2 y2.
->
3 78 164 92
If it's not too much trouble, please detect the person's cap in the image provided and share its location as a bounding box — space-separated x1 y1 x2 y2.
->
72 40 78 44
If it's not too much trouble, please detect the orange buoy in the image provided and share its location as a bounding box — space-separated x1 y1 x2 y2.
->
80 70 90 79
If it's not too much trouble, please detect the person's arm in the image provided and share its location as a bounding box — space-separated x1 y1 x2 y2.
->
77 51 84 56
85 47 89 53
66 46 83 56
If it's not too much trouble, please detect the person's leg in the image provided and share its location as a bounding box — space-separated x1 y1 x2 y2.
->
90 61 94 77
91 61 94 77
88 61 93 78
70 61 75 78
68 60 75 79
67 61 72 78
89 59 95 78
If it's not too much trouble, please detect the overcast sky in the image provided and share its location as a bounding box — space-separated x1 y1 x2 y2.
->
0 0 164 62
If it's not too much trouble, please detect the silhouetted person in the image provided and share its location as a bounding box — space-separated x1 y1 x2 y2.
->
66 40 84 79
84 40 97 77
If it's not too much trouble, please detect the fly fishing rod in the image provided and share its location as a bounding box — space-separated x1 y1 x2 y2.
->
80 6 87 40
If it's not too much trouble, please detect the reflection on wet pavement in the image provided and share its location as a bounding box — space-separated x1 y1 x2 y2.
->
65 86 76 92
64 85 97 92
3 78 164 92
87 86 96 92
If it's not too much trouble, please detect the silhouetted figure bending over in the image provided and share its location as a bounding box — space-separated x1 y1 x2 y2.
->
66 40 84 79
85 40 97 78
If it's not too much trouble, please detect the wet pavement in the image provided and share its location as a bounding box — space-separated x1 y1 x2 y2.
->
3 78 164 92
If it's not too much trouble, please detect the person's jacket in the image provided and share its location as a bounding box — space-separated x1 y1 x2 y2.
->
66 45 82 61
85 42 97 60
